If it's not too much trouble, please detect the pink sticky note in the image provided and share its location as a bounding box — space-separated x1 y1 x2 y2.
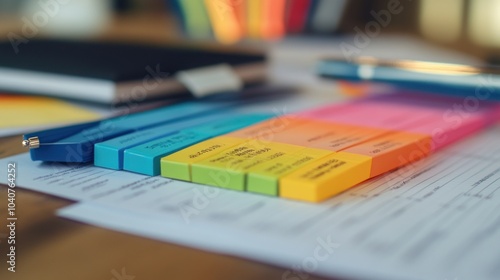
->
297 101 442 130
405 111 490 151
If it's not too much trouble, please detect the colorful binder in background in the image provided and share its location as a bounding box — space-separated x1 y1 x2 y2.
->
286 0 311 34
176 0 212 39
246 0 263 38
169 0 347 44
260 0 286 39
204 0 244 44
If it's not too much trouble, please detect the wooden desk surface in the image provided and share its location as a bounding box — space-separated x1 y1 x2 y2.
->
0 136 332 280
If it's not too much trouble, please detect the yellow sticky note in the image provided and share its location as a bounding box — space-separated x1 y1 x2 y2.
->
247 147 331 196
0 95 99 129
280 152 372 202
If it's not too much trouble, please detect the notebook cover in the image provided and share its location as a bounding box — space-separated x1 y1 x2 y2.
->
0 39 265 82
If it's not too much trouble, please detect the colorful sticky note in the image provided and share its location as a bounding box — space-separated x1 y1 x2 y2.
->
0 94 99 129
280 152 372 202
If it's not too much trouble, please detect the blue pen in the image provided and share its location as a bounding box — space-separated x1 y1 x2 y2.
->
318 57 500 100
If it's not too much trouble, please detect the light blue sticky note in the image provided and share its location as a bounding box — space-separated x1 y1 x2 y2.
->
122 114 272 175
123 131 210 176
94 111 243 170
183 114 272 137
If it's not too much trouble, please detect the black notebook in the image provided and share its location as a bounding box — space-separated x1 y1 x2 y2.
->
0 40 266 104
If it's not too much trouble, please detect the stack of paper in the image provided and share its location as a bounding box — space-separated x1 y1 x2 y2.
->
2 124 500 280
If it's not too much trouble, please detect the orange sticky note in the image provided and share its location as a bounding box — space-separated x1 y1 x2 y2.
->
342 132 432 177
227 116 306 141
268 118 391 151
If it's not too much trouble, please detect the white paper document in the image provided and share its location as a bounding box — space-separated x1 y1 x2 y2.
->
2 125 500 280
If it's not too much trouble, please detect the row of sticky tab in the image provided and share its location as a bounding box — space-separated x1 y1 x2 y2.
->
160 117 432 202
94 111 273 175
159 94 500 202
92 93 499 203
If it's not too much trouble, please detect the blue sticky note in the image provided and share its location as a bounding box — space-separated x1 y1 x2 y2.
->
94 112 242 170
122 114 272 175
123 131 210 176
183 114 272 137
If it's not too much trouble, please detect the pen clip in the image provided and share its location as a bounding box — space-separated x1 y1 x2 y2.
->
22 137 40 149
22 119 101 149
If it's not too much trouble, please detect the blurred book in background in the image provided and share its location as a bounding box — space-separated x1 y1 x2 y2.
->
0 39 267 104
